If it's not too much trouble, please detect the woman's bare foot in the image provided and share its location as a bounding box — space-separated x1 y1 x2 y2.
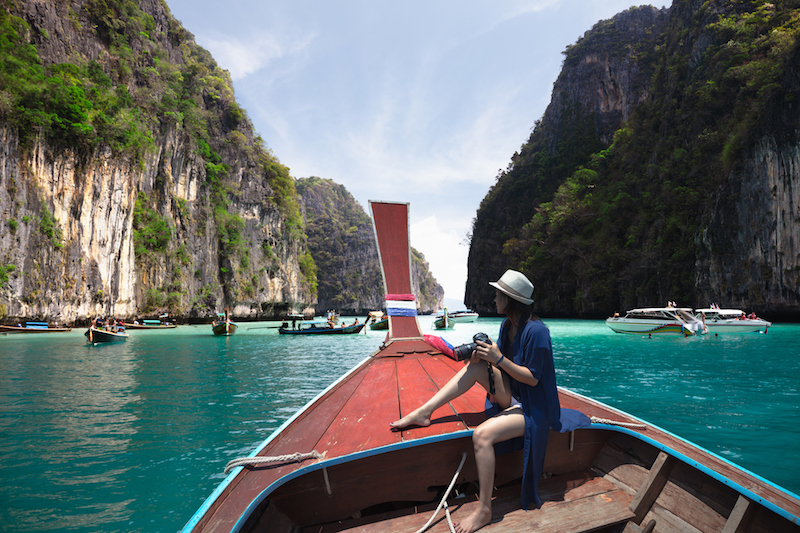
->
389 408 431 429
454 504 492 533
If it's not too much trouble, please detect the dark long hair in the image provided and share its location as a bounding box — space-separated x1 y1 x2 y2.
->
505 297 538 326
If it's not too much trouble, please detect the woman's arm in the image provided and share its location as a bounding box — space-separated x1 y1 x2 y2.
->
475 339 539 387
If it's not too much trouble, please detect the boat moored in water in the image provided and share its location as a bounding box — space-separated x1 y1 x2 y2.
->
85 325 128 343
212 310 238 336
433 308 456 329
368 311 388 330
278 319 365 335
183 202 799 533
694 308 771 333
123 319 177 329
436 308 479 323
0 321 71 333
606 307 708 336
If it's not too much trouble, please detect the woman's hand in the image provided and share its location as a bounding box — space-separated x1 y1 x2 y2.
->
474 338 502 365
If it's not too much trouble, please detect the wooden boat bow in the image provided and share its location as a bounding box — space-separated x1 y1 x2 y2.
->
184 201 800 533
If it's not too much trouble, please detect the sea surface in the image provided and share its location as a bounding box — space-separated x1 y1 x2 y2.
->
1 317 798 532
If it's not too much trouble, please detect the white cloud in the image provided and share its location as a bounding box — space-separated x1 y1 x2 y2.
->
203 31 316 81
410 215 469 301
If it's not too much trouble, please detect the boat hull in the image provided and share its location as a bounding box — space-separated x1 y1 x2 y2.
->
449 312 479 323
212 322 238 336
184 372 800 533
123 323 177 329
433 317 455 329
369 318 388 330
85 327 128 342
278 324 365 335
703 319 771 333
1 325 71 333
605 318 697 336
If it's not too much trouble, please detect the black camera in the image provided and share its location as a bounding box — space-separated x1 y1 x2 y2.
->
452 332 492 361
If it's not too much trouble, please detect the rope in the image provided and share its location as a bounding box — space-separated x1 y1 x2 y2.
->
591 416 647 429
224 451 323 474
414 452 467 533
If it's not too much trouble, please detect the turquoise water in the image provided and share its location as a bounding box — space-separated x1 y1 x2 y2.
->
1 318 798 532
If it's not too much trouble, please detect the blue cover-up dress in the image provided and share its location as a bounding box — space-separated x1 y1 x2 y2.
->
496 318 563 510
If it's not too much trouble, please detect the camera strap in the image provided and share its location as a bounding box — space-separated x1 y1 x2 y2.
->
487 364 495 396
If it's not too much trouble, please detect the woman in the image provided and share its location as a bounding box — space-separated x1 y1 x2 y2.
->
390 269 562 533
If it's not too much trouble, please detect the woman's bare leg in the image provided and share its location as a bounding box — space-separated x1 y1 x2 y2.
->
454 408 525 533
390 360 512 429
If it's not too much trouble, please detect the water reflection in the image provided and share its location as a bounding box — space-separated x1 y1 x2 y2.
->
1 334 140 530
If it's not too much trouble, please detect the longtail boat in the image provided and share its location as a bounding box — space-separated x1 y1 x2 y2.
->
0 321 71 333
278 319 365 335
433 308 455 330
368 311 388 330
85 326 128 343
212 310 238 336
183 201 800 533
123 319 177 329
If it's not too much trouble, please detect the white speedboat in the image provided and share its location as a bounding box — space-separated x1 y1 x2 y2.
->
606 307 707 336
694 308 771 333
434 308 479 323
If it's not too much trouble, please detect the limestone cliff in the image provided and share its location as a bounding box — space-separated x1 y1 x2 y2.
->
0 0 314 323
467 1 800 319
297 177 444 314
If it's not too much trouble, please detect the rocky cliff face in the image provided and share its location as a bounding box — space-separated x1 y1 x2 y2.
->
297 177 443 314
0 0 313 323
467 1 800 319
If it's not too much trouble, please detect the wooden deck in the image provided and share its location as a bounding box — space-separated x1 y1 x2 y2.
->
313 471 635 533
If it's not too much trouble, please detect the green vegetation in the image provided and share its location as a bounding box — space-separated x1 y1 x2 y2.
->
0 10 152 156
298 252 318 296
39 206 63 249
0 263 16 288
472 1 800 314
132 191 171 257
411 248 441 310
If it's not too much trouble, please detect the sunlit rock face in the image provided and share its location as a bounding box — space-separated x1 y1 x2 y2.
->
0 0 313 322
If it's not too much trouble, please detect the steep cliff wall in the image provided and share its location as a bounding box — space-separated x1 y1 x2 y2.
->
0 0 314 322
297 177 444 314
467 1 800 319
466 5 668 314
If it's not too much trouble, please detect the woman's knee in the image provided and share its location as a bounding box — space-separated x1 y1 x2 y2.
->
472 424 495 449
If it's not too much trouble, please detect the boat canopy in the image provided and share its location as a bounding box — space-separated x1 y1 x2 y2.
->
695 308 745 316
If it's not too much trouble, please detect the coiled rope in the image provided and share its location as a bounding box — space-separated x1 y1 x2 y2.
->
591 416 647 429
415 452 468 533
224 451 323 474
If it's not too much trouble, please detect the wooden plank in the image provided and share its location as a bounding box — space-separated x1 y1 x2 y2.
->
272 437 475 527
312 470 634 533
629 451 677 524
597 434 731 533
493 490 634 533
722 495 753 533
316 359 401 453
420 356 488 427
393 358 467 439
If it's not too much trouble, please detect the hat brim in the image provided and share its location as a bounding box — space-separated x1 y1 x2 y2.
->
489 281 534 305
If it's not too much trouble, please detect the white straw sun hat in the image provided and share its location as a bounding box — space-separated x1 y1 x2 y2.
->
489 269 534 305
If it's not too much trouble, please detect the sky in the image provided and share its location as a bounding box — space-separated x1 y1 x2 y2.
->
165 0 671 307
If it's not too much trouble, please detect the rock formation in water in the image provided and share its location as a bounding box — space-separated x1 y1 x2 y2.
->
467 1 800 320
297 177 444 314
0 0 315 323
